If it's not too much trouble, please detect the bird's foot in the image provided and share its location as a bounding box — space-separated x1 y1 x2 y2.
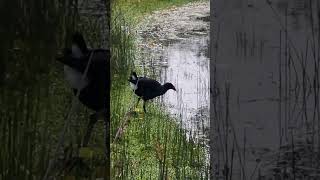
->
134 107 142 113
133 107 145 120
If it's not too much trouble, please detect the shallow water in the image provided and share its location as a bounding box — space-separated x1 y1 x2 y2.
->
159 36 210 141
136 2 210 144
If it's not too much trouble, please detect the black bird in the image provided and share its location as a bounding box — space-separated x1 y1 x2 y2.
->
128 72 176 113
56 32 110 146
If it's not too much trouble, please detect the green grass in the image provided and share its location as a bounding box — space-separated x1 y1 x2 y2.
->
111 0 208 179
115 0 202 20
111 85 208 179
0 1 110 179
0 0 208 179
0 1 80 179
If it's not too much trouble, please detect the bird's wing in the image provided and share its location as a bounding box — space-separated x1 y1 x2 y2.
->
137 78 161 88
136 78 162 99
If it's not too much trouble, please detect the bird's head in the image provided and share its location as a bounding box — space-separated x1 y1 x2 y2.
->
163 83 176 91
128 71 138 83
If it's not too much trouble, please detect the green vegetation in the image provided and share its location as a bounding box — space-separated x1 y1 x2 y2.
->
0 0 109 179
116 0 201 19
0 1 78 179
111 0 208 179
0 0 207 179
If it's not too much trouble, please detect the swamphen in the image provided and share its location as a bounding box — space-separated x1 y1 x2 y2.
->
128 71 176 113
56 32 110 146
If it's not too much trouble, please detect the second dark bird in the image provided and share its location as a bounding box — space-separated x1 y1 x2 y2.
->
56 32 110 146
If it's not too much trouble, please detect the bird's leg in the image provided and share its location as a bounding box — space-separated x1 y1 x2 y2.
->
82 113 98 147
135 97 141 108
143 101 147 113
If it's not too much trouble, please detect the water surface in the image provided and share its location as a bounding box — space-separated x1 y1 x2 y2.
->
160 36 210 141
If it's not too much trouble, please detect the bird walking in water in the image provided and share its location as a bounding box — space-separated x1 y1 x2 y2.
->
128 71 176 113
56 32 110 146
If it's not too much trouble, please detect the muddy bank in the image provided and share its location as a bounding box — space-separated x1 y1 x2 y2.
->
136 1 209 66
137 1 209 45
